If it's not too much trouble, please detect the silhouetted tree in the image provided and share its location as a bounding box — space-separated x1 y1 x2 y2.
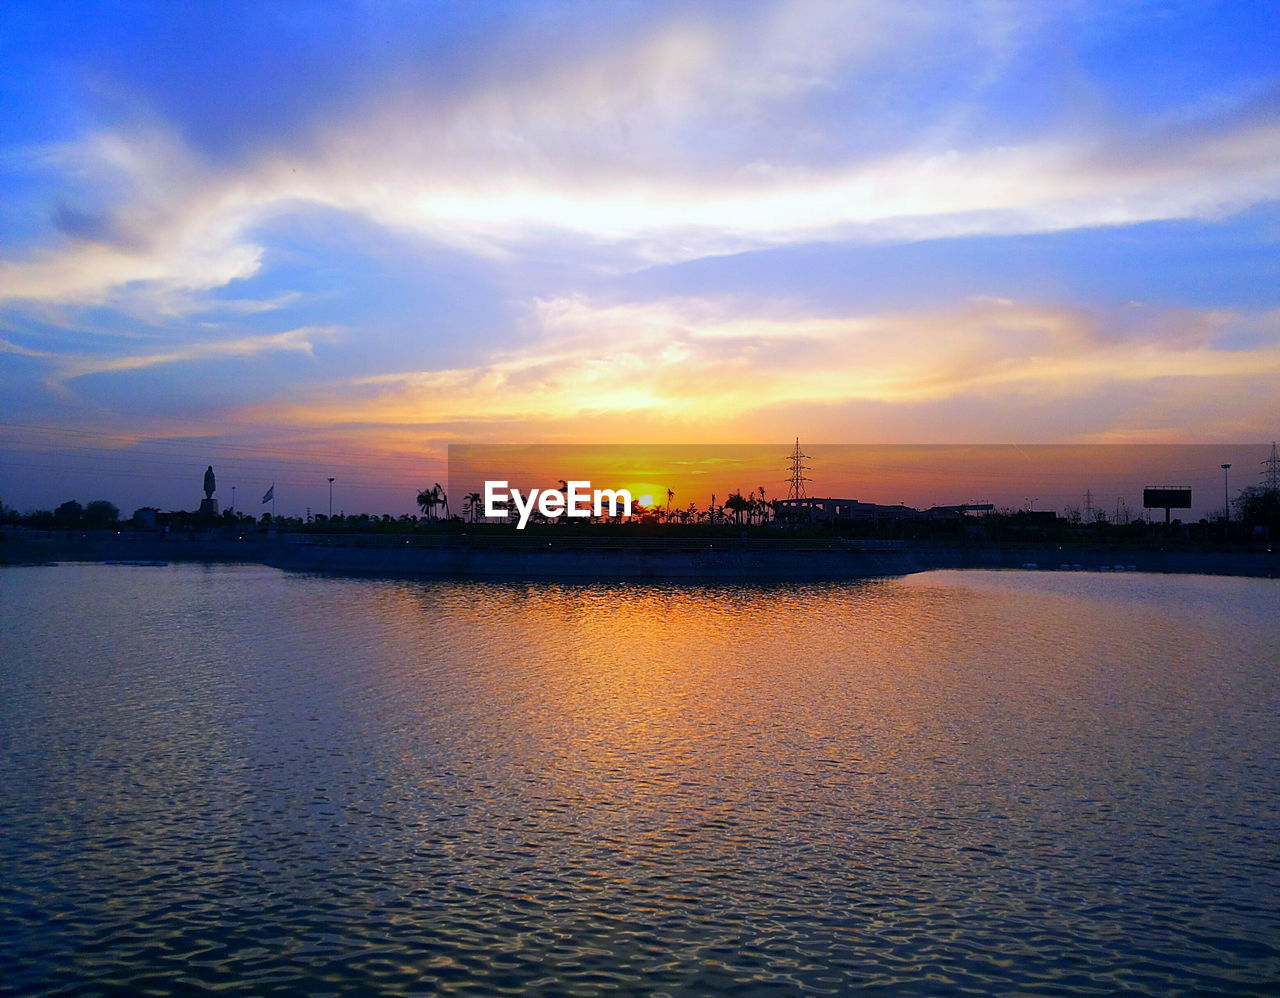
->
1235 486 1280 532
724 491 750 524
54 499 83 527
416 486 442 519
702 494 724 524
84 500 120 528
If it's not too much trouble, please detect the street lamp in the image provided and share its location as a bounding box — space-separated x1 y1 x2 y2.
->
328 477 335 518
1221 464 1231 521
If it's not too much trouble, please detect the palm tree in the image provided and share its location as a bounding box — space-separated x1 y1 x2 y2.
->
465 491 483 523
416 483 451 520
416 486 438 519
725 490 750 524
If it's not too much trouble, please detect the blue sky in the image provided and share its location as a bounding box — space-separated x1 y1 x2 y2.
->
2 0 1278 516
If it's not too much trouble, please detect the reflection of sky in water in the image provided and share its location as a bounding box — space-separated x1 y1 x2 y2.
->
3 564 1278 994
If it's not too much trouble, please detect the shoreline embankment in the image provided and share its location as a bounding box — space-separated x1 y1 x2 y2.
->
4 531 1277 580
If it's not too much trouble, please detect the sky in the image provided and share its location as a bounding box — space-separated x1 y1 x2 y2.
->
1 0 1278 518
449 443 1270 522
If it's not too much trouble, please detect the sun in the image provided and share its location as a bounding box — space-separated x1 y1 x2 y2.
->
618 482 664 509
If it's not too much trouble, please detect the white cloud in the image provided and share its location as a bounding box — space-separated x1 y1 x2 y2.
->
1 1 1277 311
2 325 341 385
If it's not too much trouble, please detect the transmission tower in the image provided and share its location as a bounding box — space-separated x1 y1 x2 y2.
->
786 437 811 500
1263 441 1280 492
1083 489 1094 521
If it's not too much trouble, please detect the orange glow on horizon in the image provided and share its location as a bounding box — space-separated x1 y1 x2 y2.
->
441 443 1273 517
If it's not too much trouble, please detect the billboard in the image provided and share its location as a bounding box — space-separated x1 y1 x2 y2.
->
1143 487 1192 509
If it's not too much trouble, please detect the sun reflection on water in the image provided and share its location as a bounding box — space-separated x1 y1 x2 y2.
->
2 566 1278 995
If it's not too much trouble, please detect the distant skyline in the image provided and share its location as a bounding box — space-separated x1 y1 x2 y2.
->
2 1 1278 516
450 443 1273 525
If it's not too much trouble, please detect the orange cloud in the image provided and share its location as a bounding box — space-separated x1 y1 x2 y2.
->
236 297 1280 446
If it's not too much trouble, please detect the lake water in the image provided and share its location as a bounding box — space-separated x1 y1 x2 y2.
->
2 563 1278 995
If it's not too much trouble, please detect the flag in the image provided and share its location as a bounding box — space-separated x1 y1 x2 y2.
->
261 484 274 504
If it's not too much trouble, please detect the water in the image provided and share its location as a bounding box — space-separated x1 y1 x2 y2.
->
2 563 1278 995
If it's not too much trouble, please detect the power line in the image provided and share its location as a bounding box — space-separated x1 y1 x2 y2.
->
0 458 420 492
0 422 445 472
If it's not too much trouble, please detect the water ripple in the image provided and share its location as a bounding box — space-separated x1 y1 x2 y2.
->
2 565 1277 995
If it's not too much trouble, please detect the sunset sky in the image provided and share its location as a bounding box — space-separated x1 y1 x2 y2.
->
2 1 1278 517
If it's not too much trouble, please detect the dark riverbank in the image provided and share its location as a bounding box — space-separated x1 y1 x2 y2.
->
5 530 1277 579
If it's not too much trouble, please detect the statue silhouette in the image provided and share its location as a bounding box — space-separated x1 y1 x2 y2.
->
204 466 216 500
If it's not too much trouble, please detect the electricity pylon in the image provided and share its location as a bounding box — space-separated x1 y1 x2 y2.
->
786 438 811 500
